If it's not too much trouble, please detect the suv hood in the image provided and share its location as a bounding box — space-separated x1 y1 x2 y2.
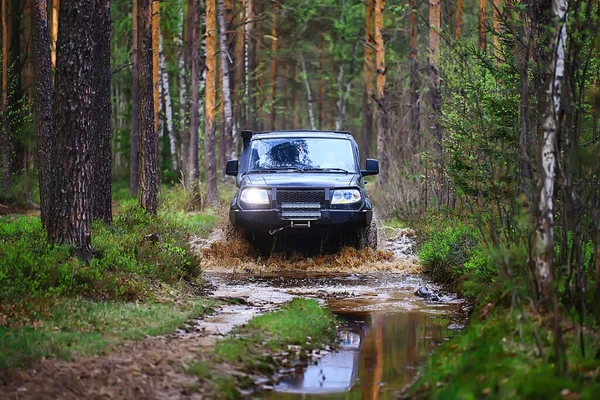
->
241 172 360 188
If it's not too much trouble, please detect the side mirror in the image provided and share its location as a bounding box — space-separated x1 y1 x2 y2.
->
226 160 239 176
361 159 379 176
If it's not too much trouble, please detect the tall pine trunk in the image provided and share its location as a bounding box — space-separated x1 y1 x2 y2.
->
374 0 388 186
245 0 257 130
130 0 139 195
138 0 158 214
234 0 245 137
205 0 218 204
31 0 53 228
217 0 236 161
48 0 97 260
361 0 374 161
479 0 487 51
159 32 178 171
92 0 112 224
409 0 420 150
428 0 443 207
456 0 463 38
187 0 200 187
269 1 278 131
152 0 160 153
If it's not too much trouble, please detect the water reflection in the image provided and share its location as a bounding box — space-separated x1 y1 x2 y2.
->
264 310 452 400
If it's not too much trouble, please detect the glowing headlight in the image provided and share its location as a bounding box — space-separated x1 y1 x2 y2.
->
240 188 270 205
331 189 361 205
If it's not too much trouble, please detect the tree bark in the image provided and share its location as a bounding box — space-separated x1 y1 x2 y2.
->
409 0 420 150
50 0 58 67
234 0 245 138
177 2 187 180
428 0 443 206
152 0 160 152
30 0 53 228
1 0 10 194
159 32 178 171
479 0 487 51
361 0 374 162
48 0 97 260
374 0 388 186
217 0 236 161
492 0 502 56
205 0 218 204
534 0 568 376
187 0 200 187
456 0 464 39
91 0 112 224
268 1 278 131
300 52 316 130
138 0 158 214
245 0 257 130
130 0 139 196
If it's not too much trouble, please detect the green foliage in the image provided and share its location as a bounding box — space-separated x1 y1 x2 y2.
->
0 199 216 303
419 222 480 286
0 298 212 368
410 310 600 400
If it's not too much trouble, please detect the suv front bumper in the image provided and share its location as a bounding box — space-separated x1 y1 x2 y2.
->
230 208 373 234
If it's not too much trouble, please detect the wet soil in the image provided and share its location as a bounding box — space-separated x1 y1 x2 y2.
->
1 228 462 399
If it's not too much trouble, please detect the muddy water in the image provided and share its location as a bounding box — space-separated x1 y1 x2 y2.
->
204 273 462 399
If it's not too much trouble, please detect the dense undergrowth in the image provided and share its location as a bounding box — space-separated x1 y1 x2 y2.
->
411 212 600 399
0 184 218 368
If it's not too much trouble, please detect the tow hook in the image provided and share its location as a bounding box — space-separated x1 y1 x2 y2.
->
269 224 292 235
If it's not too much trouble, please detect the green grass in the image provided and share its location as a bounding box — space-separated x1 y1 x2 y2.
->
0 298 213 369
409 310 600 400
190 299 338 399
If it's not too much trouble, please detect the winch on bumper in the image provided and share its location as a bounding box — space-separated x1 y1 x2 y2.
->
229 187 373 235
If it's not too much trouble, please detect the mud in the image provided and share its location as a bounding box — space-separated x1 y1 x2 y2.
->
192 225 421 274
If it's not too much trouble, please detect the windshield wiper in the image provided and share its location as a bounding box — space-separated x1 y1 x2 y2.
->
247 168 302 173
301 168 350 174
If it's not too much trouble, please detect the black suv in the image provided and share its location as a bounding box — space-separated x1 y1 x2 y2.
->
225 130 379 249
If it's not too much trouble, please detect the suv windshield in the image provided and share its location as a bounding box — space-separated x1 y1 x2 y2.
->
249 138 356 172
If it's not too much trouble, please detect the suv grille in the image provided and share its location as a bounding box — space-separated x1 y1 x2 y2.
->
276 190 326 220
276 190 326 207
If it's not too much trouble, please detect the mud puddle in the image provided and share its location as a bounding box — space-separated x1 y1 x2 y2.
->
203 272 463 399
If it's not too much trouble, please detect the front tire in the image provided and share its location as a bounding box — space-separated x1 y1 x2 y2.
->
355 220 378 250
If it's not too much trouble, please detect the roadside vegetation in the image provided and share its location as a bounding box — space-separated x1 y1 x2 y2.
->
0 184 218 368
189 298 338 399
400 211 600 399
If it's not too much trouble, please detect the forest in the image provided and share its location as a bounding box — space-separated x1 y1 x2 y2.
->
1 0 600 398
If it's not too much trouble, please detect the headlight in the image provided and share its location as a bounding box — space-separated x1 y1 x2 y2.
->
331 189 361 205
240 188 270 205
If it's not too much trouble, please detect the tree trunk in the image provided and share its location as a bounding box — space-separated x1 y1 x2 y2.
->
91 0 112 224
187 0 200 187
48 0 97 260
130 0 139 196
479 0 487 51
217 0 236 161
1 0 10 194
245 0 256 130
318 33 325 129
225 0 237 153
152 0 160 154
374 0 388 186
177 2 187 180
205 0 218 204
456 0 464 39
159 32 178 171
269 1 278 131
31 0 53 228
50 0 58 67
361 0 374 161
534 0 568 376
428 0 442 206
234 0 245 137
138 0 158 214
409 0 420 150
300 52 316 130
